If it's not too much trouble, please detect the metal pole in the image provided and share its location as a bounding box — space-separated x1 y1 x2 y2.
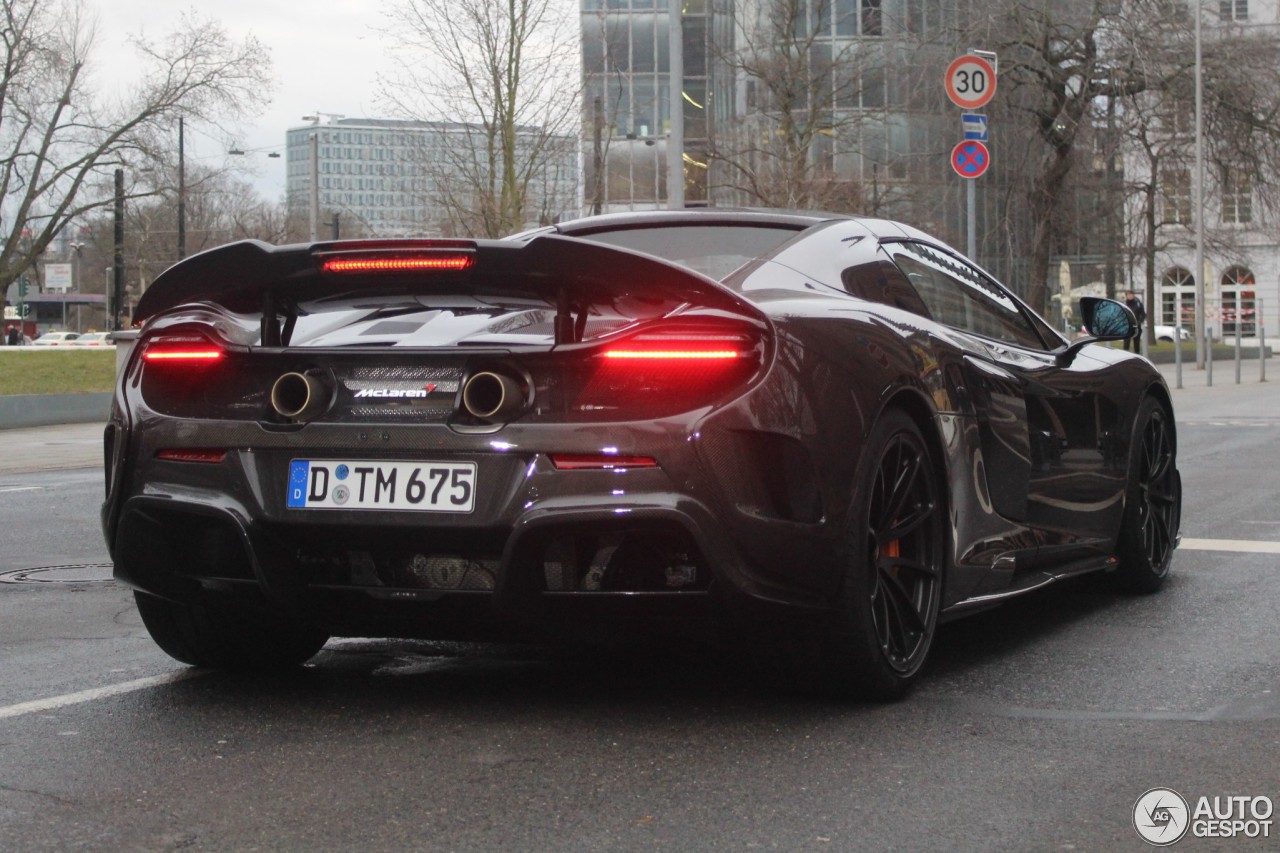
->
178 116 186 259
1260 298 1267 382
592 96 604 216
309 132 320 242
1235 289 1242 384
1174 326 1183 389
1194 0 1206 368
966 180 976 260
667 0 684 210
71 248 79 333
113 169 125 331
1206 315 1213 387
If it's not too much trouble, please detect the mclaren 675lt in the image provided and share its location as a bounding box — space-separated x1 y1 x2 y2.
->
102 210 1181 699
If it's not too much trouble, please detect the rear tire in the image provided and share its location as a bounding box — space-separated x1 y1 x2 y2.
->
1113 397 1180 593
134 591 329 671
791 409 945 701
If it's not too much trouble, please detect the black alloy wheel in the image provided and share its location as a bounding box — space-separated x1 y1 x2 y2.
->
1115 397 1180 592
796 408 944 701
866 425 942 675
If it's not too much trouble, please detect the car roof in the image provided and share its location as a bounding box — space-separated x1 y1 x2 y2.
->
550 208 955 245
553 209 844 234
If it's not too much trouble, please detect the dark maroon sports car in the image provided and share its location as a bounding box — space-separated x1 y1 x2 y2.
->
102 210 1180 698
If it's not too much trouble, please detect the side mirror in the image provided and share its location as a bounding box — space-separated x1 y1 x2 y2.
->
1057 296 1138 367
1081 296 1137 340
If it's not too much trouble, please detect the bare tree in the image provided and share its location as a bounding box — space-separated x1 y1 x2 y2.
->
0 0 272 297
707 0 897 210
380 0 581 237
1106 5 1280 341
969 0 1280 315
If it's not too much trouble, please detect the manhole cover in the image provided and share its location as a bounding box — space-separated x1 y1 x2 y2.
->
0 563 116 585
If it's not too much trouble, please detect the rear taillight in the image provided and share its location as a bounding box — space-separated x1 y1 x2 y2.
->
320 254 475 274
602 331 748 362
137 331 236 419
573 322 766 417
596 326 760 374
142 335 224 365
314 241 476 275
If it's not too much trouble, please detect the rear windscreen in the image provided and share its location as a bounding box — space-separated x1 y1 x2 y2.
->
574 225 801 280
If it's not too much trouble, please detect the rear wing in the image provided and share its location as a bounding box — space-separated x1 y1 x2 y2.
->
132 235 765 347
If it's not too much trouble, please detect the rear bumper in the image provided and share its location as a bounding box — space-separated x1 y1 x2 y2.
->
106 421 837 640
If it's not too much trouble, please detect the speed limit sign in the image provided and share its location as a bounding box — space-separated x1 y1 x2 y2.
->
945 54 996 110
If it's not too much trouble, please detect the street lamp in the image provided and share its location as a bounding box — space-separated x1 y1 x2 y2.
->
300 114 343 242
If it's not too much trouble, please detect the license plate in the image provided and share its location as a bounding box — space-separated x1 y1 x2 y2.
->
287 460 476 512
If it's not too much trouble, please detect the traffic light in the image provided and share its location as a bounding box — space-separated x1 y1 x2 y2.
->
17 274 28 300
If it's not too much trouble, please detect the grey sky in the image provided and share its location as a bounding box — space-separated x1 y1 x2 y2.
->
99 0 396 200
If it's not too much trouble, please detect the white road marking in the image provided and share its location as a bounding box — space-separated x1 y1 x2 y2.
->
1181 538 1280 554
0 486 42 494
0 670 207 721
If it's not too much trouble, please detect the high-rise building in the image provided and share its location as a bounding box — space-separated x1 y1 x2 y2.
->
582 0 733 210
579 0 962 216
285 117 579 238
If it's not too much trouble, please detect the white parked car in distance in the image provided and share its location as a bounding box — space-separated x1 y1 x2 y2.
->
1152 324 1192 342
31 331 81 346
71 332 114 347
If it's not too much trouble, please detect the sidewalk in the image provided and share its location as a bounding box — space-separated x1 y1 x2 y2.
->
1156 357 1280 421
0 357 1275 477
0 421 104 476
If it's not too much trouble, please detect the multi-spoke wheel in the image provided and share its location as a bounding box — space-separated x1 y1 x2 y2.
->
1114 397 1180 592
798 409 944 700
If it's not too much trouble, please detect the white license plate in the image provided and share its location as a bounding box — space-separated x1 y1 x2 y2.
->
286 460 476 512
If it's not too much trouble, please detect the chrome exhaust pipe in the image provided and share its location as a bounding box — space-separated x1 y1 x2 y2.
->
270 371 331 421
461 370 527 421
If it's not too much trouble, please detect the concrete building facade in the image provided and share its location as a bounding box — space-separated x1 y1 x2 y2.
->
285 117 578 238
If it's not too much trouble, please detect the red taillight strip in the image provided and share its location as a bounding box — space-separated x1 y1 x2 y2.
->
320 254 475 274
550 454 659 470
143 348 223 362
602 348 742 361
156 448 227 464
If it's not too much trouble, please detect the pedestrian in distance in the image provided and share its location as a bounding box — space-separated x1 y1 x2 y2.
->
5 324 19 346
1123 289 1146 353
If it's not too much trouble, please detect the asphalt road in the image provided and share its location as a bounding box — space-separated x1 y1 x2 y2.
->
1 365 1278 850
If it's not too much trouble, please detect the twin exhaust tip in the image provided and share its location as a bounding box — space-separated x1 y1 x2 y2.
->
270 368 530 423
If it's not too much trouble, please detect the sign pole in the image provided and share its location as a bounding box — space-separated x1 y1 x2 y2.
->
967 180 976 260
946 53 995 263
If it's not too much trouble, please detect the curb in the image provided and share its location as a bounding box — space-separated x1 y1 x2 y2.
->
0 393 112 429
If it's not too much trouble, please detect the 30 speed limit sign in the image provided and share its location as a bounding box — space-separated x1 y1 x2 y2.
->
945 54 996 110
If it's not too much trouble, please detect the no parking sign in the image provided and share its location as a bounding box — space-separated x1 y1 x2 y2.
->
950 140 990 180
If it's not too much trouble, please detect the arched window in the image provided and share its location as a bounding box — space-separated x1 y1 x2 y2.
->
1160 266 1195 328
1220 265 1256 337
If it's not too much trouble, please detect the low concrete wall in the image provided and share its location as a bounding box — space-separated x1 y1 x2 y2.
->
0 393 111 429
